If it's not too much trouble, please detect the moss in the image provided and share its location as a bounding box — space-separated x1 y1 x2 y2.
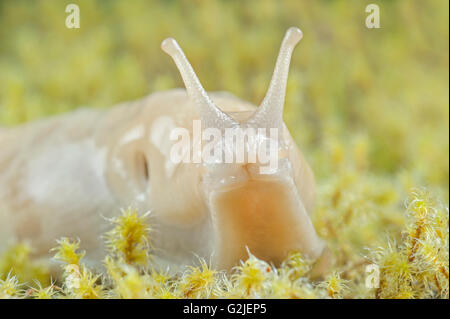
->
0 195 447 299
371 190 449 299
0 273 21 299
0 243 50 288
104 208 152 267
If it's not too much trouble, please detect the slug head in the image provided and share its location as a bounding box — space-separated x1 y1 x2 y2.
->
163 27 326 270
162 27 303 188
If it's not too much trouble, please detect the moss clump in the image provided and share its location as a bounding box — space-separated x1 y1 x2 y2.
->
1 197 448 299
104 209 152 267
0 243 50 288
52 238 104 299
371 190 449 299
0 273 21 299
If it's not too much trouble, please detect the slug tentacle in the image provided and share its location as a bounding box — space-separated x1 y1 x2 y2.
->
248 27 303 130
161 37 237 130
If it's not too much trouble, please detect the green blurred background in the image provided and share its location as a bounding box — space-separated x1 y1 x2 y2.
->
0 0 448 192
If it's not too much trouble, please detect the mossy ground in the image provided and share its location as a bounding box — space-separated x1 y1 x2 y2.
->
0 0 448 298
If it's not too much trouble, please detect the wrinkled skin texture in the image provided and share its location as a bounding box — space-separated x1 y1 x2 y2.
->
0 89 328 274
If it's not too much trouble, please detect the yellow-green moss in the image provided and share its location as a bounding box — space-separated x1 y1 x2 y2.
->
1 195 448 299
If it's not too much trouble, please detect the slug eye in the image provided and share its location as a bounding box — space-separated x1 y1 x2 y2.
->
135 151 150 190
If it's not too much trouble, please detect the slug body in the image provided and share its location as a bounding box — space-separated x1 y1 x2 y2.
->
0 28 328 274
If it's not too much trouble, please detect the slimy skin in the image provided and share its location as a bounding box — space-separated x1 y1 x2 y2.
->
0 27 329 274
